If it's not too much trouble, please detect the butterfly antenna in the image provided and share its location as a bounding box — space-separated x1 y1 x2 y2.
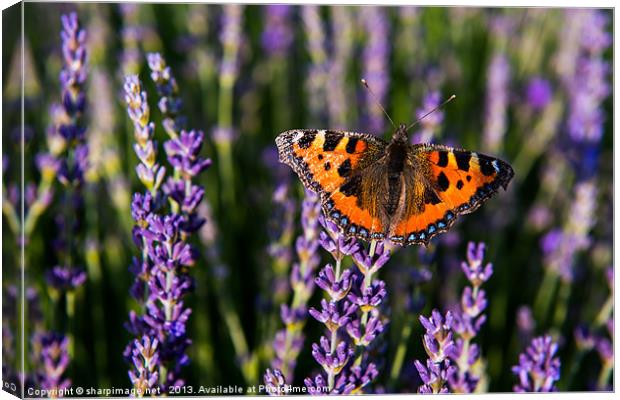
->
361 78 396 129
406 94 456 131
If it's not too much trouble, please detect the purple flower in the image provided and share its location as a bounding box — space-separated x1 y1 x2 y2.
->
566 10 611 144
541 182 596 282
361 6 390 134
263 368 286 396
351 242 391 276
304 374 328 395
147 52 186 136
35 332 71 393
346 315 384 347
462 242 493 285
347 279 387 312
327 7 355 129
124 76 166 194
269 190 321 382
124 58 209 391
305 213 388 393
219 5 244 81
45 266 87 291
128 336 160 394
56 12 88 188
164 130 212 178
335 363 379 394
444 242 494 392
59 12 87 115
414 359 455 394
309 299 356 332
517 306 536 343
483 49 510 152
262 5 293 56
512 335 561 392
311 336 354 375
301 5 328 123
419 310 456 363
315 265 355 301
526 77 553 110
412 91 444 144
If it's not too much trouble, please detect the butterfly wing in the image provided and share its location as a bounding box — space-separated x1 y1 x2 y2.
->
276 129 390 240
389 144 514 246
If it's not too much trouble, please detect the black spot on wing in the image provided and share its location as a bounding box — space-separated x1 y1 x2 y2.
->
456 180 464 190
340 174 362 197
466 175 472 182
424 187 441 205
478 156 496 176
318 154 324 160
437 151 449 167
323 131 344 151
298 131 316 149
324 162 331 171
337 159 352 177
437 171 449 192
454 151 471 172
346 137 359 154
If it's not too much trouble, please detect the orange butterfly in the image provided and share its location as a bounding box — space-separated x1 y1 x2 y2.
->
276 120 513 247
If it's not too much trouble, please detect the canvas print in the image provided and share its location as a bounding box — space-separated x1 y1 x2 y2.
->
1 2 614 398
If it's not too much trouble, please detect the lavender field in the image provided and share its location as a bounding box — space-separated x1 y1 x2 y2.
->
1 3 613 397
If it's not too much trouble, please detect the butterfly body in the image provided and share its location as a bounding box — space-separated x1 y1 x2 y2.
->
276 125 514 246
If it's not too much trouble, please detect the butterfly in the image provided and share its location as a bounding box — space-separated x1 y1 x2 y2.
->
275 124 514 246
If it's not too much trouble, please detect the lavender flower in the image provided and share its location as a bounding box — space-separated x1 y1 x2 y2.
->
327 7 355 128
566 10 611 145
447 242 493 393
415 310 456 393
305 217 389 394
124 75 166 194
147 53 186 137
302 5 328 124
57 12 89 187
361 7 390 134
482 52 510 153
263 368 287 396
411 91 444 144
124 62 210 390
526 77 553 111
34 333 71 393
305 219 358 393
512 335 561 392
128 336 160 395
267 183 296 305
45 266 87 291
262 5 293 57
269 190 321 382
215 4 244 205
414 359 455 394
542 180 597 285
219 4 244 83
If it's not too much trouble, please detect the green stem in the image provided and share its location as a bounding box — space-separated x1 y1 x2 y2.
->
594 295 613 328
596 362 612 391
66 291 75 359
389 313 415 385
563 348 585 390
327 258 342 392
552 278 572 329
23 175 55 239
1 186 20 236
354 241 377 367
84 206 109 386
216 76 236 207
533 268 559 325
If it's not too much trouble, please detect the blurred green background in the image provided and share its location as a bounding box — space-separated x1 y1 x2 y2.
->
2 2 613 394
